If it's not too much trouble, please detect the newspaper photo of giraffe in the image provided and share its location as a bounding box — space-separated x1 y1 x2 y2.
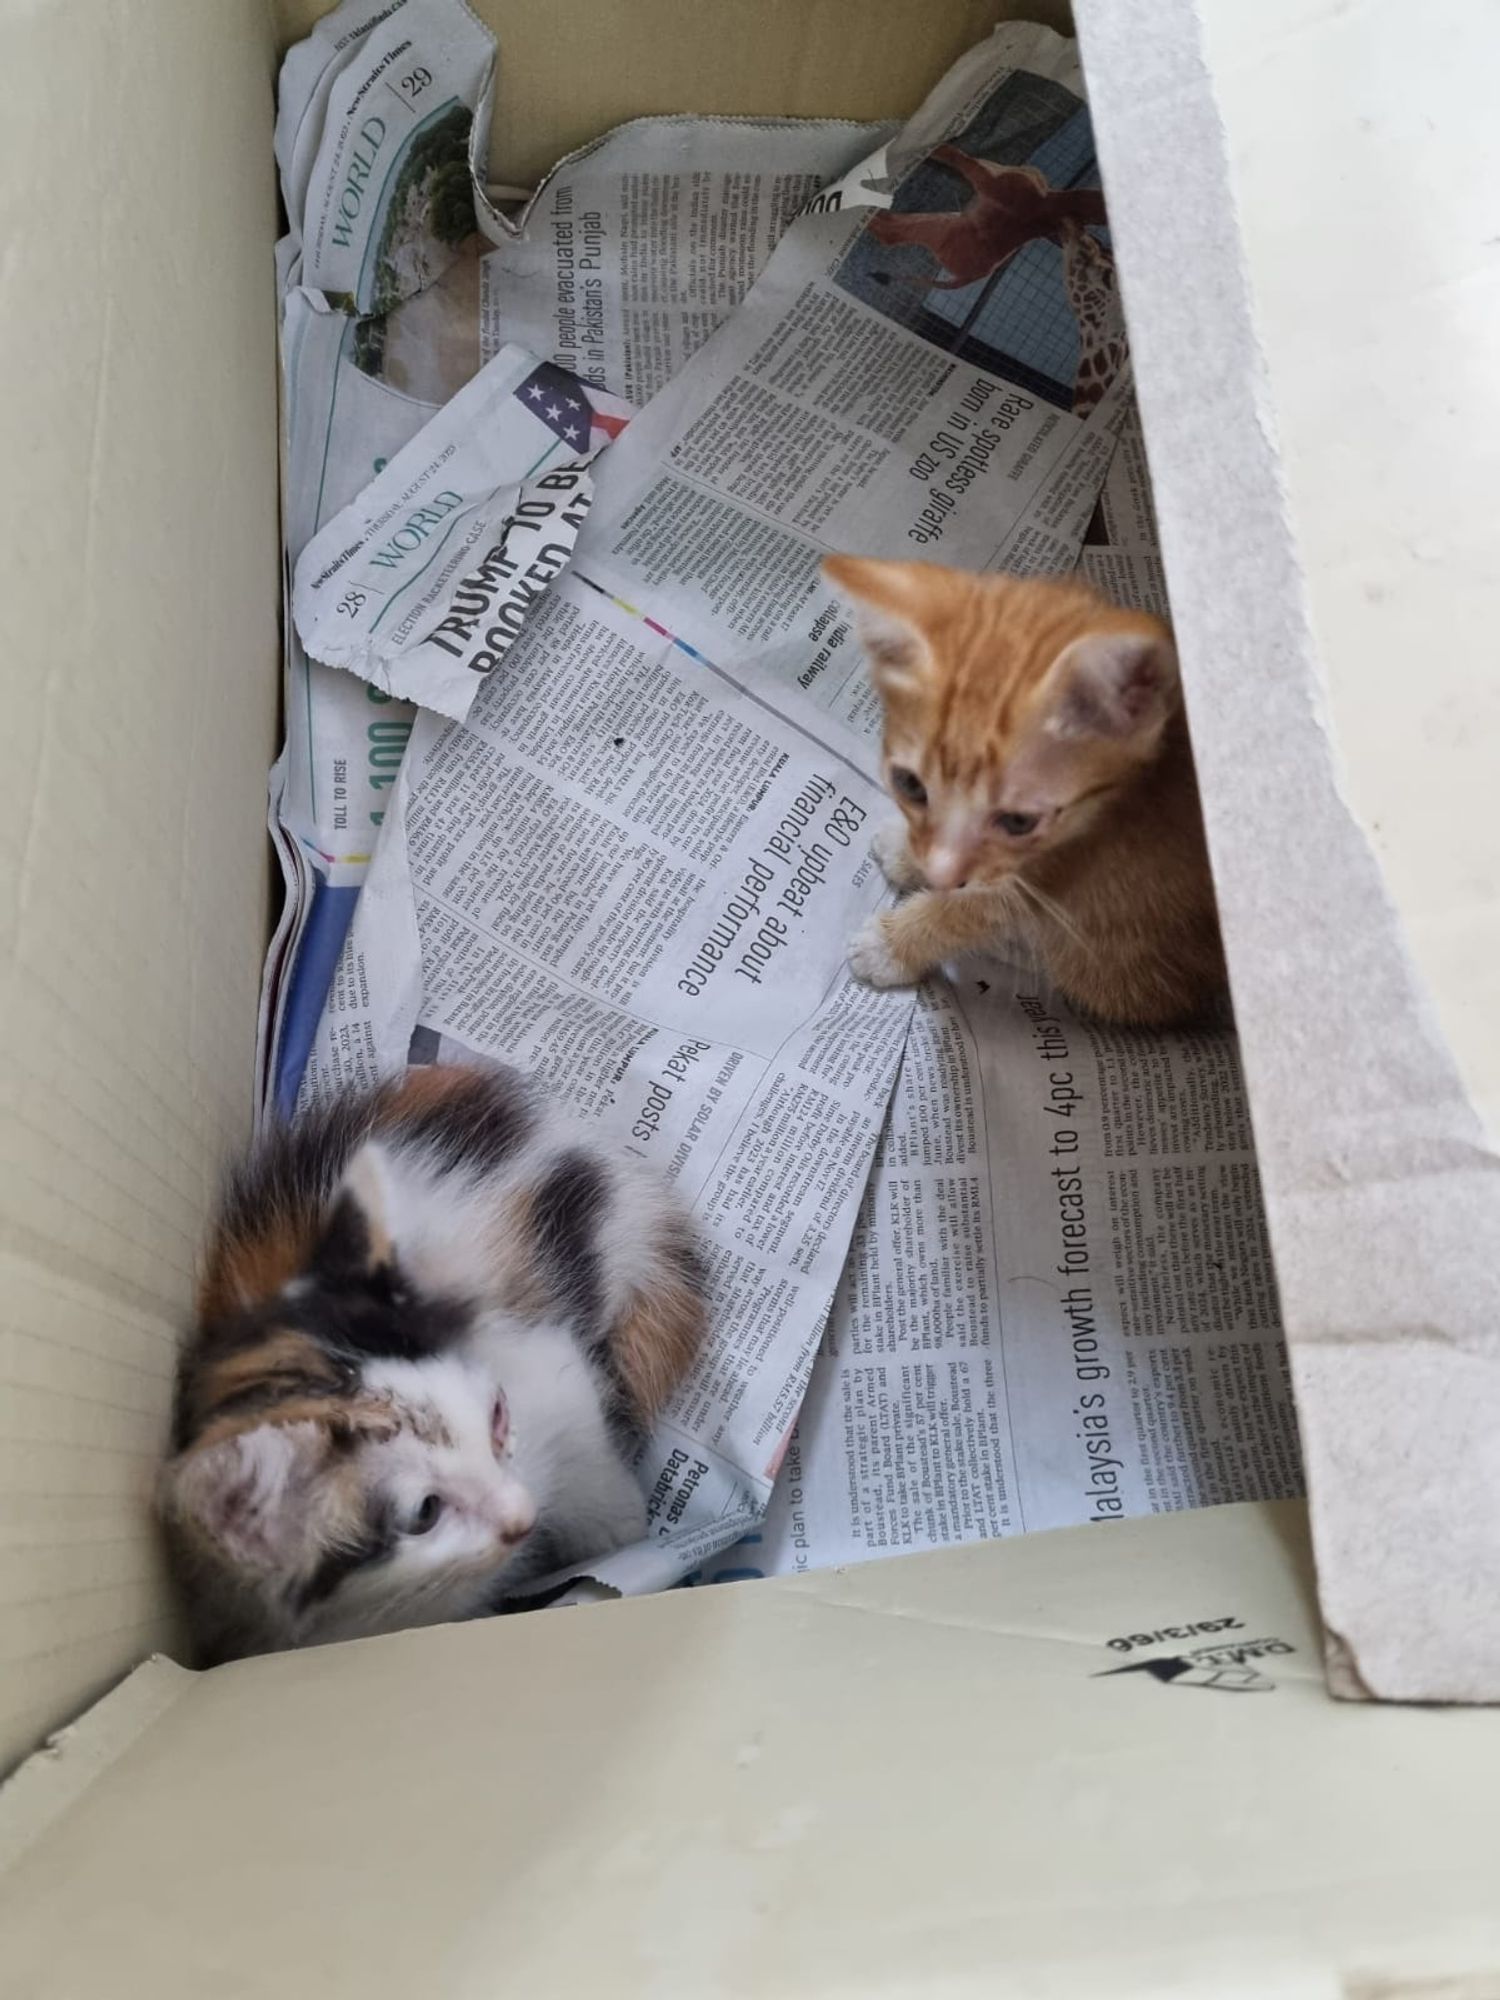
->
832 70 1125 416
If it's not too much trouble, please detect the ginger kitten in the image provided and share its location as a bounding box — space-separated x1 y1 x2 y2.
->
827 558 1225 1027
160 1064 706 1660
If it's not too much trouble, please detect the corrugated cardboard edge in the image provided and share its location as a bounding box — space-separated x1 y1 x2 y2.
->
12 1502 1500 2000
1076 0 1500 1701
0 1659 197 1874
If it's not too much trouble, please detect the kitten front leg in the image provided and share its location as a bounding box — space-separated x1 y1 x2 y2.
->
848 888 1018 989
870 819 926 894
549 1448 648 1569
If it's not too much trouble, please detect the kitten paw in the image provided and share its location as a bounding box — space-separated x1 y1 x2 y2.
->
871 821 925 894
848 914 917 989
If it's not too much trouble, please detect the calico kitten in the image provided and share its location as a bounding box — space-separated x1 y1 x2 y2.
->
159 1064 706 1661
827 558 1225 1027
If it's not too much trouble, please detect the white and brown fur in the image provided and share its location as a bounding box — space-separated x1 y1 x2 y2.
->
160 1064 706 1661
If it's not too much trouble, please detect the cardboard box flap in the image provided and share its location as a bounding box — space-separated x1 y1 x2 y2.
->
273 0 1074 186
1078 0 1500 1700
1198 0 1500 1144
0 1658 194 1875
5 1502 1500 1997
0 0 281 1775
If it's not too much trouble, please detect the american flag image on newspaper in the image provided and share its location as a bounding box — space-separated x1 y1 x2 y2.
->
515 359 629 452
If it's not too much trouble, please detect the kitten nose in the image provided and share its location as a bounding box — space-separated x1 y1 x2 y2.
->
925 848 970 891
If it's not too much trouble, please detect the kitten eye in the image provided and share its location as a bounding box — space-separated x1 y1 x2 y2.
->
994 811 1040 837
407 1493 444 1536
890 765 928 806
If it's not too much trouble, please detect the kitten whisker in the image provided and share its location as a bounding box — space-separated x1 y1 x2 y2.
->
1013 874 1091 955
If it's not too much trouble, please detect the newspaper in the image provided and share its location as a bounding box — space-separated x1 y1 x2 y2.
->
302 583 913 1592
261 0 887 1115
292 344 631 721
569 23 1136 777
477 117 896 407
1078 393 1171 616
273 0 496 317
290 12 1214 1596
698 973 1301 1585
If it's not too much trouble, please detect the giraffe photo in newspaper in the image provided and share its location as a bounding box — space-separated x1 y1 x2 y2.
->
833 73 1125 418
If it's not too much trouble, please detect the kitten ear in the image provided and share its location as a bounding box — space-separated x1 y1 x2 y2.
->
823 555 934 692
311 1143 396 1283
164 1421 325 1573
1039 626 1178 741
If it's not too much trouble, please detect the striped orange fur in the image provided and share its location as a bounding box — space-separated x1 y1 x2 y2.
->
828 559 1226 1027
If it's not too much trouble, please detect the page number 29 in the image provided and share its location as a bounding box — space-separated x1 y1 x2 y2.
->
399 66 433 99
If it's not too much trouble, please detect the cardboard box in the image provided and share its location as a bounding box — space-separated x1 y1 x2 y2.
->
2 0 1498 1989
